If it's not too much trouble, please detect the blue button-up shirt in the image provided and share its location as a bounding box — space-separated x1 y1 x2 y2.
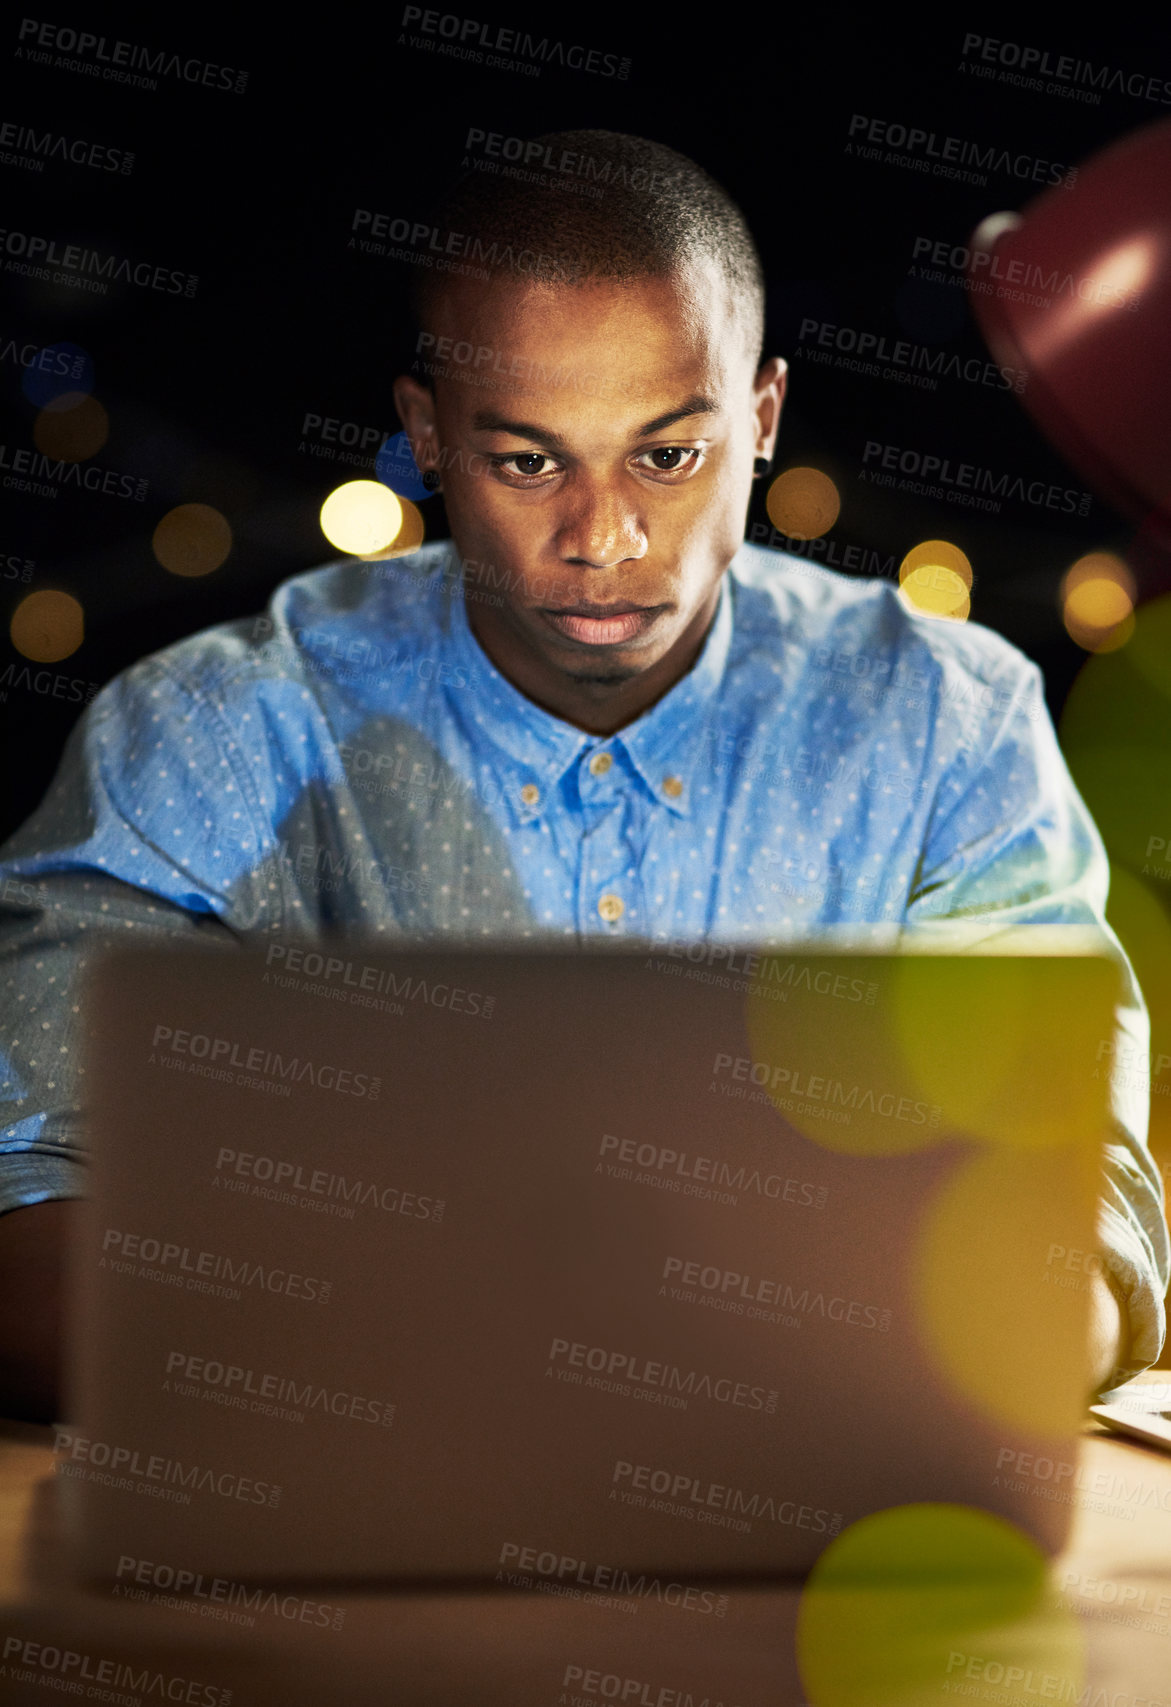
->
1 539 1167 1367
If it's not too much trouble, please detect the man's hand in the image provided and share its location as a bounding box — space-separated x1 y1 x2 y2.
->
0 1199 75 1423
1088 1267 1128 1402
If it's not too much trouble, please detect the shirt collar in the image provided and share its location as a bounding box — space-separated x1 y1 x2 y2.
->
443 545 733 823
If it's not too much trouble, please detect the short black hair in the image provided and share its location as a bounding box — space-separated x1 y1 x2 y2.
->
411 130 765 365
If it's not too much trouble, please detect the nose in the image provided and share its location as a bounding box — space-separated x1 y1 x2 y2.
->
554 475 649 569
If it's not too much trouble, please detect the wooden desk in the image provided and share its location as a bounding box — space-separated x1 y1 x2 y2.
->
1 1384 1170 1706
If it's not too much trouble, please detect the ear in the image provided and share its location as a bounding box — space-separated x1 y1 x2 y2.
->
392 374 440 472
752 356 788 461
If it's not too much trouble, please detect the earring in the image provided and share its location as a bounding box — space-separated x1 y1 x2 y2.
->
375 430 442 501
753 457 770 479
421 469 442 492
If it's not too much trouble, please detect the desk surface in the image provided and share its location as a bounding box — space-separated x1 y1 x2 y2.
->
2 1385 1171 1706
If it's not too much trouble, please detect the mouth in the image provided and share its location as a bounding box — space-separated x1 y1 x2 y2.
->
539 604 664 646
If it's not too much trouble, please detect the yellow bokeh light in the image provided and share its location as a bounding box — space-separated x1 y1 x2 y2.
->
10 589 84 662
1062 550 1135 599
1061 552 1135 653
898 541 972 621
1059 593 1171 872
900 539 973 588
360 496 426 559
891 953 1118 1152
744 948 1114 1159
900 565 970 620
1059 590 1171 1169
914 1142 1097 1437
1102 864 1171 1158
152 504 233 579
797 1504 1084 1707
1066 579 1133 627
765 467 841 539
33 394 109 462
320 480 403 557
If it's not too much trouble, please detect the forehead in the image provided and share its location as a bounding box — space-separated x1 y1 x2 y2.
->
426 264 745 423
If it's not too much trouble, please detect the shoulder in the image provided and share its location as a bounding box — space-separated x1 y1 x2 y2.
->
93 542 456 717
727 541 1040 729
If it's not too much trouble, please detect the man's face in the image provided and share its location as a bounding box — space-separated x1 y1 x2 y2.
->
394 264 784 733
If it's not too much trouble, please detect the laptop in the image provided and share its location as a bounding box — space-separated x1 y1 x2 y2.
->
59 930 1116 1586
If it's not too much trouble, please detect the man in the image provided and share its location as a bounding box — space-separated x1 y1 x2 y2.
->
0 131 1166 1419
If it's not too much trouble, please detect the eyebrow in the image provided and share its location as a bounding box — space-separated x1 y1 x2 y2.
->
469 394 719 450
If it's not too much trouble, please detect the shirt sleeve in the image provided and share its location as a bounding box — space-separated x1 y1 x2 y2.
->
0 659 273 1217
903 655 1170 1376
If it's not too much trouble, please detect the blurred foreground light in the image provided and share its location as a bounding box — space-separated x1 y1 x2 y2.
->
1060 550 1135 652
33 393 108 461
965 117 1171 534
320 480 402 556
797 1502 1083 1707
765 467 841 539
898 541 972 620
152 504 233 578
1059 594 1171 1150
10 589 83 662
361 496 426 559
1059 590 1171 874
899 539 973 588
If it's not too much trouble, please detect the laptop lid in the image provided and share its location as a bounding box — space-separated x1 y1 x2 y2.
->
60 934 1115 1585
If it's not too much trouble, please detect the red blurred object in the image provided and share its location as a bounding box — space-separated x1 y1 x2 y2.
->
968 116 1171 546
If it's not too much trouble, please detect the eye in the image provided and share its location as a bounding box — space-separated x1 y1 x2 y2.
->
635 447 704 478
490 452 560 483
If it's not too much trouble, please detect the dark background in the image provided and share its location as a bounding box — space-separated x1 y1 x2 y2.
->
3 6 1169 832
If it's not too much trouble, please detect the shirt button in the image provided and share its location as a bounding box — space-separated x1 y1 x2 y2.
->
588 750 613 777
520 783 540 807
662 775 684 798
597 893 625 923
